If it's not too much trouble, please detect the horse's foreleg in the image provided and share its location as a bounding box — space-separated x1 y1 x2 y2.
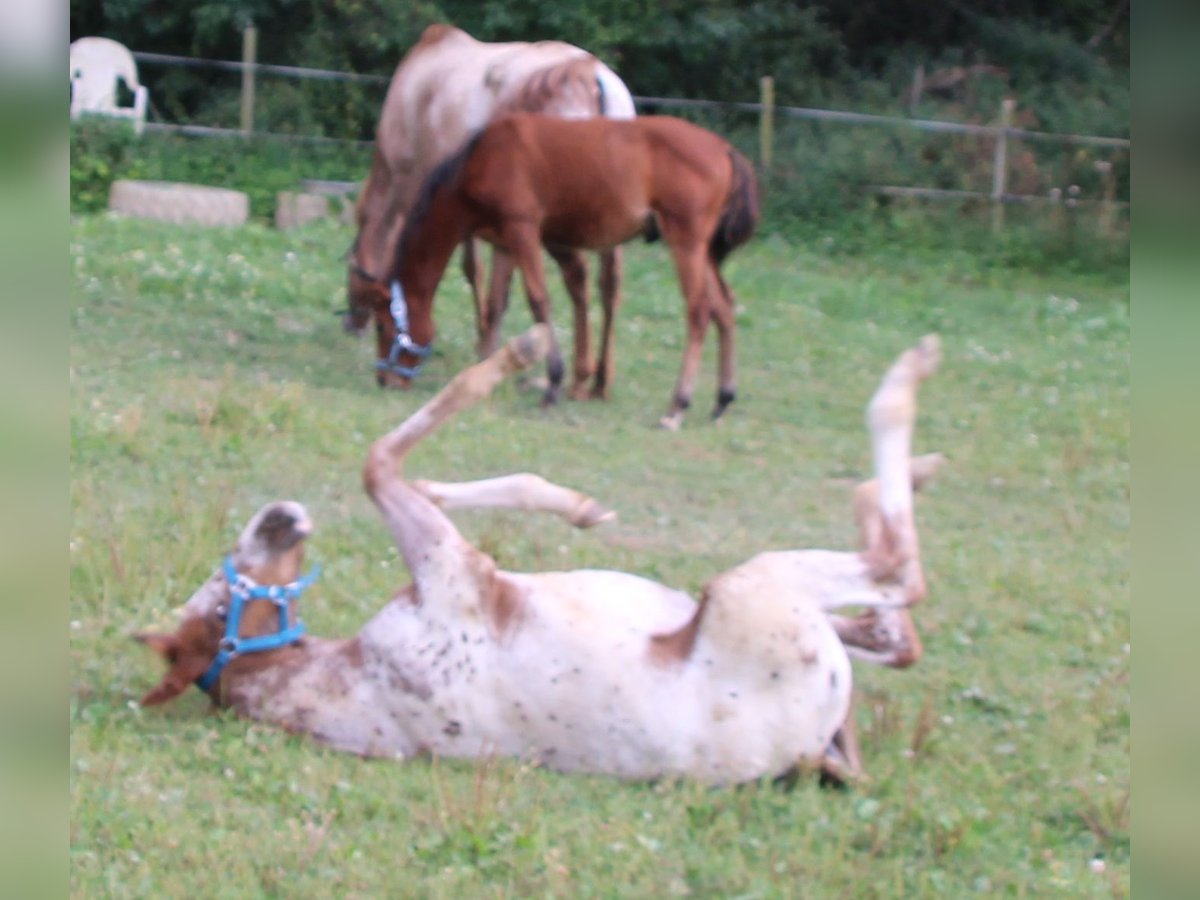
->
709 266 738 420
547 246 593 400
412 474 615 529
363 326 552 591
661 242 713 430
593 247 624 400
478 248 516 360
508 229 564 406
461 237 487 350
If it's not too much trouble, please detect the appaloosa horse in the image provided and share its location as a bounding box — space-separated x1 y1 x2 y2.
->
349 24 636 398
136 326 942 784
345 113 759 429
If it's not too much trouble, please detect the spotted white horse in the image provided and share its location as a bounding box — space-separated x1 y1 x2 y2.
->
137 326 942 784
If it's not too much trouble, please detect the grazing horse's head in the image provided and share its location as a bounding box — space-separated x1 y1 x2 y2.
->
134 501 317 706
343 239 388 336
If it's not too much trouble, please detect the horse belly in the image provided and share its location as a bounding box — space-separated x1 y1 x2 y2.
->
540 205 647 251
466 570 705 778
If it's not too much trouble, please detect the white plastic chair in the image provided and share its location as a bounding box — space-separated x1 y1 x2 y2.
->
69 37 149 134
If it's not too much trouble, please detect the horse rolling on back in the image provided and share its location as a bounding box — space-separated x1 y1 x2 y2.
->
348 24 636 399
345 113 760 429
136 325 944 784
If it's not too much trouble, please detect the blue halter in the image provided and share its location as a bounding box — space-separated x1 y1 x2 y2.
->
376 279 433 379
195 555 320 692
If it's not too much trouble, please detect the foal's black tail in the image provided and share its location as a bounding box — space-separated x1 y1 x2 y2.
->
710 148 760 265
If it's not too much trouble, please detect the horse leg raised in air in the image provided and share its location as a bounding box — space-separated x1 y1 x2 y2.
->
347 24 636 394
346 113 759 428
136 325 943 784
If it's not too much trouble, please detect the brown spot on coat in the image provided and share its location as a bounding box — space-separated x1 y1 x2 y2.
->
484 574 526 639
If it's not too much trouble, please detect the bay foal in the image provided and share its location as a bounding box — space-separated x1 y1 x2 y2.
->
345 114 759 429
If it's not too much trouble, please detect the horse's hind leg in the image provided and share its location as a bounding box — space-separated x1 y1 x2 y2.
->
709 266 738 420
661 238 715 430
592 247 624 399
547 246 594 400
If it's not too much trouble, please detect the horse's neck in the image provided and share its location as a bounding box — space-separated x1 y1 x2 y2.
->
222 636 396 753
396 185 473 299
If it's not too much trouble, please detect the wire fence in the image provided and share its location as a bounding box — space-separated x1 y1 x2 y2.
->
124 46 1130 231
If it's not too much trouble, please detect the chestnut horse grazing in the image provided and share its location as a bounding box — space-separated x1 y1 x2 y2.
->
349 24 636 396
136 326 942 784
345 113 760 429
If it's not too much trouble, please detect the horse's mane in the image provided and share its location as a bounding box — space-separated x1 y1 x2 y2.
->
391 129 486 278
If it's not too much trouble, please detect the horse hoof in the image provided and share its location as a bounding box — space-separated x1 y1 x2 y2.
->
571 500 617 529
658 412 683 431
517 374 549 394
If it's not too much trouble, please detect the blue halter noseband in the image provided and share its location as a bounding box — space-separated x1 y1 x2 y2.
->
195 555 320 692
376 280 433 379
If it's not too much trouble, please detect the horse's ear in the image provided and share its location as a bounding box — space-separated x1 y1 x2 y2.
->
138 645 213 707
134 631 177 661
135 627 214 707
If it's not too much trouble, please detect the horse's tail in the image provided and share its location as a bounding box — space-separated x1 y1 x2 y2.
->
710 148 760 265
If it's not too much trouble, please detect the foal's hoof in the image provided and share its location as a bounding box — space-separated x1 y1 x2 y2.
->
658 411 683 431
711 387 736 421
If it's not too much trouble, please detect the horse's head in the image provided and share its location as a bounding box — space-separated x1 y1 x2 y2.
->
135 501 316 706
344 243 388 336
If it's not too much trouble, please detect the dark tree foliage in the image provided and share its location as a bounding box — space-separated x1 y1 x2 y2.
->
69 0 1127 138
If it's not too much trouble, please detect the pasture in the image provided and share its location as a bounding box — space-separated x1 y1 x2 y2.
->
69 214 1128 897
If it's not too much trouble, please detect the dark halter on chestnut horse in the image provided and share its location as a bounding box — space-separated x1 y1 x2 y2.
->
351 112 759 430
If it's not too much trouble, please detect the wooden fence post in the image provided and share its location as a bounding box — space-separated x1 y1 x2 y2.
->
759 76 774 170
1096 159 1116 237
909 64 925 115
990 97 1015 233
240 23 258 135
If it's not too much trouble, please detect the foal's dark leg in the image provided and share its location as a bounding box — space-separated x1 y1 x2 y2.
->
661 238 714 430
709 266 738 420
592 247 624 400
547 246 593 400
508 228 565 405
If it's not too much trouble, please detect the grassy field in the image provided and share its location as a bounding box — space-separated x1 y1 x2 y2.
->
69 214 1128 897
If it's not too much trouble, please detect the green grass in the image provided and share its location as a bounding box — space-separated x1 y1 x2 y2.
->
70 215 1128 897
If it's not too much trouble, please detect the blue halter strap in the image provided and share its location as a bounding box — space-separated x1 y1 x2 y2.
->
195 555 320 692
376 279 433 379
